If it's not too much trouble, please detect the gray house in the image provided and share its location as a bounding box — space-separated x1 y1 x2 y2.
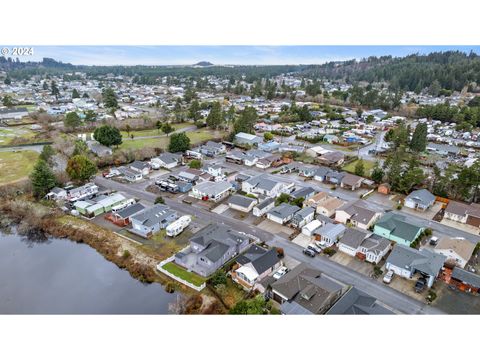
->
404 189 436 211
175 223 250 277
130 204 177 238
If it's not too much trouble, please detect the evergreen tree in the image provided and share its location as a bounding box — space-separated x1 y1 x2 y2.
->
72 89 80 98
354 159 365 177
371 162 384 183
409 123 428 152
39 144 55 165
188 100 201 121
64 112 82 129
30 159 57 199
102 87 118 109
206 101 223 129
233 106 257 135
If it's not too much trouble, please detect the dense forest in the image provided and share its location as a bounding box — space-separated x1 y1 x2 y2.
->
301 51 480 92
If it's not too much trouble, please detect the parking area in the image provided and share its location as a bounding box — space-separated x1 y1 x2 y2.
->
291 233 312 248
330 251 375 277
440 218 480 236
257 219 295 239
434 281 480 314
379 271 427 302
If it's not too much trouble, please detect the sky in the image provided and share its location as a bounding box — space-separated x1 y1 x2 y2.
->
5 45 480 66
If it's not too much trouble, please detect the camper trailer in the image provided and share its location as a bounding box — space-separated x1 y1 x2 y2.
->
166 215 192 237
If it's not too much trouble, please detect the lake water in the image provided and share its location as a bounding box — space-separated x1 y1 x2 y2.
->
0 231 177 314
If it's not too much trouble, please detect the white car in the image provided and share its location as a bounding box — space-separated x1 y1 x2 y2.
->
383 270 394 284
273 266 288 280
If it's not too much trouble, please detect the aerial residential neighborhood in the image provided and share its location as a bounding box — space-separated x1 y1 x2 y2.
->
2 46 480 318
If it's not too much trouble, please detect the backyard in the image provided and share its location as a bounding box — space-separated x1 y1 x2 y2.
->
161 261 206 287
0 150 38 185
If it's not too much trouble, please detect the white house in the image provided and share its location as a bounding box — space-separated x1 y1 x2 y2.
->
242 174 293 198
191 181 233 202
228 194 258 213
266 203 300 224
433 237 475 269
253 197 275 217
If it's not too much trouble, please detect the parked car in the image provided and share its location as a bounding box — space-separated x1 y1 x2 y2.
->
273 266 288 280
383 270 394 284
303 248 316 257
415 278 427 293
429 236 439 246
307 244 321 254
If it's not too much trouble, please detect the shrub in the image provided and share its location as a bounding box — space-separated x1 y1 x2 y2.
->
155 196 165 204
209 270 227 287
122 250 131 259
323 248 336 256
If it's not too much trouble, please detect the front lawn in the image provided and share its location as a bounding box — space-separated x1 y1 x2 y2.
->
162 262 206 287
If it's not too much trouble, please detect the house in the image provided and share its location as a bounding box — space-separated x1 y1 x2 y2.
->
267 203 300 224
242 174 293 198
298 166 317 178
174 223 250 277
335 200 382 230
152 152 182 169
323 134 339 144
377 183 391 195
258 141 280 152
130 204 178 238
198 141 226 156
433 237 475 268
314 223 346 247
108 202 146 226
325 170 346 185
203 165 225 180
338 229 391 264
444 200 480 228
303 191 328 208
316 196 346 217
178 170 200 183
129 160 150 176
326 287 394 315
404 189 436 211
313 166 331 183
373 213 424 246
340 173 364 191
290 186 316 201
290 207 315 228
301 219 323 236
269 263 346 315
385 245 446 288
256 157 273 169
319 151 345 166
253 197 275 217
448 267 480 294
191 181 233 202
234 132 263 146
232 246 283 290
228 194 258 213
118 166 143 182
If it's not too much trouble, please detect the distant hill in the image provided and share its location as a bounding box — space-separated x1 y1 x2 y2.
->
193 61 214 67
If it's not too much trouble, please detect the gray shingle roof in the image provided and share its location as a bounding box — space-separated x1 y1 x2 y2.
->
376 213 423 243
327 287 394 315
406 189 436 207
228 194 257 208
387 245 446 277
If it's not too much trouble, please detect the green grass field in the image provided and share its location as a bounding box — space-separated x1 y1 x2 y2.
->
0 150 38 184
162 262 206 287
118 128 226 151
342 159 376 176
119 123 193 138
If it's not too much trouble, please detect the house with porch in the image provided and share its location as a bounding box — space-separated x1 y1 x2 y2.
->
404 189 436 211
335 200 382 230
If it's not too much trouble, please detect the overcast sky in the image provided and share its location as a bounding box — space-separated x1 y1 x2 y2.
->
7 45 480 66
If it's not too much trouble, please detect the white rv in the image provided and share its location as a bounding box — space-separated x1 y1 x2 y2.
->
166 215 192 237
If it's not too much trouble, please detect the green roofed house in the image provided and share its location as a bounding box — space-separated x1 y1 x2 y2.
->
373 213 424 246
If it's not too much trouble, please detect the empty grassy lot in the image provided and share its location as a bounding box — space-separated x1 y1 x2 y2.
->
0 150 38 184
118 128 226 151
119 123 193 138
162 262 206 287
342 159 376 176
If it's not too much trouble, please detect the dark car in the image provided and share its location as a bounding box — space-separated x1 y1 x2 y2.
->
303 248 316 257
415 278 427 293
